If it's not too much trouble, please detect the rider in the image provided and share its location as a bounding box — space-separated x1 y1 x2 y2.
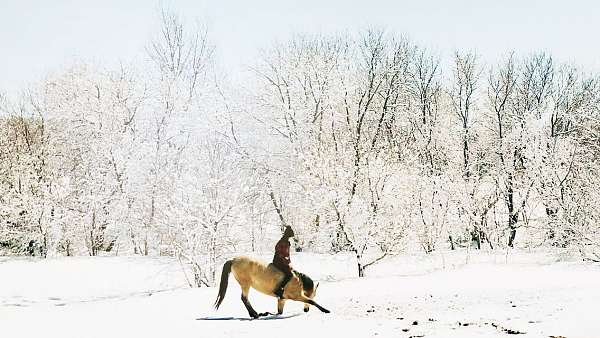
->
273 225 295 299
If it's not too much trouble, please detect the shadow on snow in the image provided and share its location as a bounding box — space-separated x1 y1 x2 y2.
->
196 313 302 321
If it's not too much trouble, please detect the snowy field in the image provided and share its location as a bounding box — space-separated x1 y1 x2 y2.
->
2 251 599 338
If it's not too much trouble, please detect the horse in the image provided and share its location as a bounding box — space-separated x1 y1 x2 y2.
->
213 256 330 319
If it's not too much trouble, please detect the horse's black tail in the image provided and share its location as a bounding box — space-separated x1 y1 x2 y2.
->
214 259 233 310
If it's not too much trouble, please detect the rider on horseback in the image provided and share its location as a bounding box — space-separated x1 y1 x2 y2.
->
273 225 295 299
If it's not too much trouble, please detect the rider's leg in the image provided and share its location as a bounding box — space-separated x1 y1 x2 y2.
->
274 269 293 298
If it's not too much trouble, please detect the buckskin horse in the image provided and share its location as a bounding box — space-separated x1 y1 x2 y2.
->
213 256 330 318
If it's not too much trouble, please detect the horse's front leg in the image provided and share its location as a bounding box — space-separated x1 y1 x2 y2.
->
277 298 286 315
294 293 330 314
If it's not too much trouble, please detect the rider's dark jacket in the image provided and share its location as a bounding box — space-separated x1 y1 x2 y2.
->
273 237 292 273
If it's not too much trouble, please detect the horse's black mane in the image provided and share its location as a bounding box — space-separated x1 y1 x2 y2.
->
296 271 314 291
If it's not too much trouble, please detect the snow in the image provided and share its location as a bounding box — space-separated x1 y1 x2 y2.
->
2 251 599 338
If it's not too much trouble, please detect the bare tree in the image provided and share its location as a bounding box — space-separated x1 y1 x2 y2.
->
450 51 479 178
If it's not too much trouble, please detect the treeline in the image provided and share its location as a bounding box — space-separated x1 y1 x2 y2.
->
1 11 600 284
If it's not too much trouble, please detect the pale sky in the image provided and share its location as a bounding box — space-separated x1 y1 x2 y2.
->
2 0 599 96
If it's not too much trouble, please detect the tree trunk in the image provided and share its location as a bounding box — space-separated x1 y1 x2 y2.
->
472 230 481 250
506 173 518 248
269 191 286 231
90 209 97 256
355 250 364 278
42 234 48 258
192 263 203 287
507 225 517 248
462 130 470 178
65 241 71 256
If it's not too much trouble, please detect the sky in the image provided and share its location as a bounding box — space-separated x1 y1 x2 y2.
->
1 0 599 97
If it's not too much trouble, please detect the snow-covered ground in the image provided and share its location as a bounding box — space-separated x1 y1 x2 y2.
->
1 250 599 338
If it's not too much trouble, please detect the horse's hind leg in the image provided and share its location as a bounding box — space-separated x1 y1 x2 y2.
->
240 285 259 319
